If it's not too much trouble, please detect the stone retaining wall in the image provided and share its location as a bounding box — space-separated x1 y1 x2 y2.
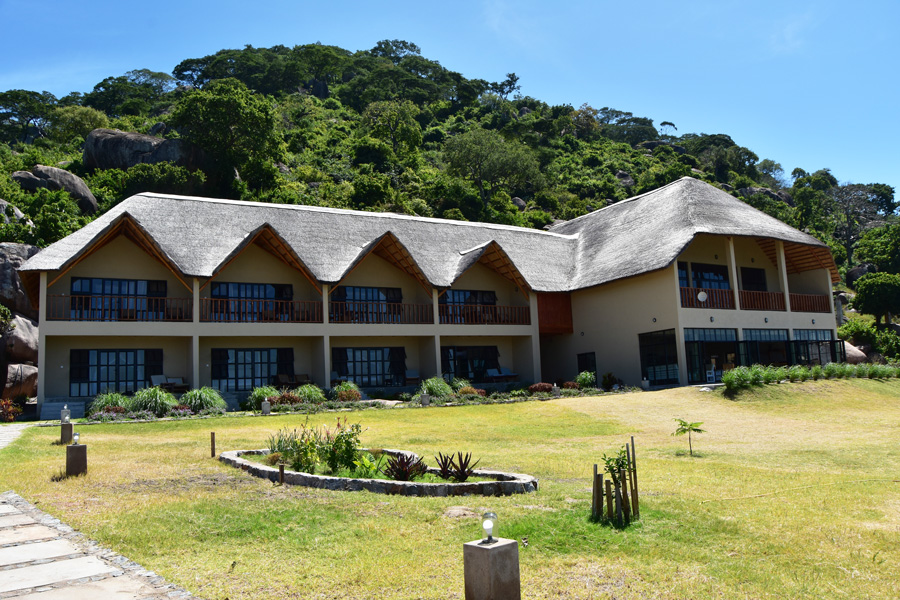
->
219 449 538 497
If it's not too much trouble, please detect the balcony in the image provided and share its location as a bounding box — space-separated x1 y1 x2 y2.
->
329 301 432 324
789 293 832 313
679 287 735 310
201 299 322 323
48 295 192 322
439 304 531 325
739 290 786 311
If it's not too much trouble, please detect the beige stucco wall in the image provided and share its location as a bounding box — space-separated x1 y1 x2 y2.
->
677 235 731 271
449 263 527 306
44 335 191 398
336 254 432 305
732 236 783 293
198 336 319 387
200 243 320 301
47 235 188 297
787 269 831 296
541 267 679 386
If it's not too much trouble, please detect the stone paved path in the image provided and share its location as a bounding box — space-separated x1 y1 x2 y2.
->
0 426 198 599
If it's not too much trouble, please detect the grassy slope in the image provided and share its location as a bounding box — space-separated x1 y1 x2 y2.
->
1 380 898 599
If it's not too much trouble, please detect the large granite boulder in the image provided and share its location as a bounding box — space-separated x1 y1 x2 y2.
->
0 243 40 320
11 165 98 214
737 186 786 206
615 170 635 187
843 342 867 364
846 263 877 290
2 313 38 365
3 363 37 399
0 199 31 226
83 128 208 172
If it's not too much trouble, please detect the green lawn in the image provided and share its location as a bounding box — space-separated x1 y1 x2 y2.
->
2 380 898 599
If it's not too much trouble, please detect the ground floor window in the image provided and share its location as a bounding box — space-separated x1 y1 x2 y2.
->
441 346 500 382
740 329 790 366
576 352 597 385
211 348 294 392
639 330 679 385
332 347 406 387
69 349 163 397
685 328 738 383
791 329 843 365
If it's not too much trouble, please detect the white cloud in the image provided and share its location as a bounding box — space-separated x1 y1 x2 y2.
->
768 10 819 55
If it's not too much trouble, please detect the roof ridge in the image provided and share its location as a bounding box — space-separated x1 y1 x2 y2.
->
135 192 577 239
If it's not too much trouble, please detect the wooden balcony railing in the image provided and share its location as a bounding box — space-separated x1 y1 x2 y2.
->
739 290 786 311
789 293 832 313
439 304 531 325
329 301 432 324
201 299 322 323
680 287 735 310
47 295 193 322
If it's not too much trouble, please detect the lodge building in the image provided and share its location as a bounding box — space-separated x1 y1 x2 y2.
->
19 177 842 411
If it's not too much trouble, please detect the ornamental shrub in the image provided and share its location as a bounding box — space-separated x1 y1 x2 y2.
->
331 381 361 402
130 386 176 417
294 384 326 404
180 387 227 413
450 377 471 392
419 376 453 398
528 382 553 394
575 371 596 389
89 392 129 415
247 386 279 410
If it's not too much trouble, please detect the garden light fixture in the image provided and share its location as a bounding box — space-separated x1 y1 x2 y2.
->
697 291 707 303
482 511 498 544
73 432 80 445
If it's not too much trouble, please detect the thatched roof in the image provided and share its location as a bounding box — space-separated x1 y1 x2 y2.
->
20 177 838 298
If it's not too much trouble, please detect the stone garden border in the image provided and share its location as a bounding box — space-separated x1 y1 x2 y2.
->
219 448 538 497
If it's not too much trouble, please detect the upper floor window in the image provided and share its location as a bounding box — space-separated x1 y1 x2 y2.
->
678 262 690 288
690 263 730 290
440 290 497 305
211 282 292 300
332 286 402 303
72 278 166 297
740 267 767 292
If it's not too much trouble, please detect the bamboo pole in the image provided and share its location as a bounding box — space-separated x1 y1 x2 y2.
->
605 479 614 520
630 436 640 519
620 469 631 525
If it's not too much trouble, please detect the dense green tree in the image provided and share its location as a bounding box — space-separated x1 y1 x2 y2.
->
829 183 894 264
368 40 422 64
444 127 541 207
169 78 285 193
854 272 900 326
0 89 57 142
362 100 422 155
855 224 900 274
47 105 109 143
83 72 171 117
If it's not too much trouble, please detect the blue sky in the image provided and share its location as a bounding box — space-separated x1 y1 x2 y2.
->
1 0 897 192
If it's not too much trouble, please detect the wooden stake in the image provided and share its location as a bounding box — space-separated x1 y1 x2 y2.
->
614 478 623 527
605 479 614 520
630 436 640 519
592 464 599 519
279 463 285 484
210 432 216 458
597 473 604 521
620 469 631 525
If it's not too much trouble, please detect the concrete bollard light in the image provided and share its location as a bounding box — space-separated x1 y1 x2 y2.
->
60 404 71 424
60 422 74 444
420 394 431 407
261 400 271 415
551 384 560 398
66 433 87 477
463 512 521 600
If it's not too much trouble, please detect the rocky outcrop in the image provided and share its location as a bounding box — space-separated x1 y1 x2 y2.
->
0 243 40 320
511 196 526 211
636 140 686 154
847 263 877 290
615 170 635 187
0 199 31 227
83 128 209 172
3 363 37 399
2 314 38 365
11 165 98 214
737 186 791 207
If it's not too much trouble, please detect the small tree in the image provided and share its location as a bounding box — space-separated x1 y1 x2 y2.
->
854 272 900 326
672 418 705 456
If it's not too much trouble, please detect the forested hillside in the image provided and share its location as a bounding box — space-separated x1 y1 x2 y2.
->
0 39 896 285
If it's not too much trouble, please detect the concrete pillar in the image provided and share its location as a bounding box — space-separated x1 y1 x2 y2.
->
36 272 47 409
529 292 541 381
463 538 521 600
60 423 73 444
192 277 200 323
776 241 792 313
434 334 443 379
322 284 330 324
672 263 688 385
727 237 739 309
323 334 332 386
432 288 440 325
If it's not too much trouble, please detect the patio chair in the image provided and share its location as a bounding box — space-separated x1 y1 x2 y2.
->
405 369 420 386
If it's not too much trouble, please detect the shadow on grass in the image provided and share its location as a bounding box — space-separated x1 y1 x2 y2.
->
50 469 86 482
673 450 704 458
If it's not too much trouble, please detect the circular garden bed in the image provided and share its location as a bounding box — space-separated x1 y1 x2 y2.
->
220 448 538 497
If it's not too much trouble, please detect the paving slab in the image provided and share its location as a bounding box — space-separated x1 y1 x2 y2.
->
0 539 80 567
0 524 60 545
15 575 159 600
0 513 36 528
0 504 16 515
0 555 119 594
